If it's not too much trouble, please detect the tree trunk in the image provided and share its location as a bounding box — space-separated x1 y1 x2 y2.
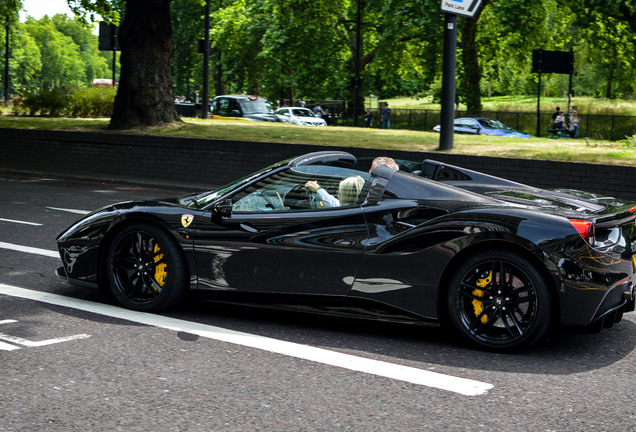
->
110 0 180 129
459 17 482 113
458 0 490 114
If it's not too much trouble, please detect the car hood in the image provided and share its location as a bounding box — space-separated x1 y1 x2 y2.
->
246 113 279 122
484 129 532 138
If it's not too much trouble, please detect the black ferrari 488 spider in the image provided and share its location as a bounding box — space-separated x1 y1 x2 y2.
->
56 151 636 351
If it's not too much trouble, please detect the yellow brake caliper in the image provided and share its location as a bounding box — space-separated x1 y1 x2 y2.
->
153 244 167 291
472 271 492 324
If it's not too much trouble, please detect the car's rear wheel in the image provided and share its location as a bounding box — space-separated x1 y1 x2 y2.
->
447 249 553 351
107 224 188 312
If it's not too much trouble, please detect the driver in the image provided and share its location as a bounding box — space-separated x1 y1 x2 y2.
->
304 176 365 207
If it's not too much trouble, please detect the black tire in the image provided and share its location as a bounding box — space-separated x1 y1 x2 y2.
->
446 249 553 351
107 224 188 312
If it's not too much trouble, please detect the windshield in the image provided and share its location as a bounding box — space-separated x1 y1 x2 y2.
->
292 109 315 117
478 119 513 130
190 161 287 207
239 99 274 115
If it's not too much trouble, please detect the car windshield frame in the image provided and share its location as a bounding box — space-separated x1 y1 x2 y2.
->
291 109 316 118
239 99 274 115
190 161 288 208
477 118 513 131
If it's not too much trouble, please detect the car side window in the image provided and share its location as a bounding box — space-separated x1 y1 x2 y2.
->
231 166 370 213
456 119 479 129
215 98 230 115
230 99 241 115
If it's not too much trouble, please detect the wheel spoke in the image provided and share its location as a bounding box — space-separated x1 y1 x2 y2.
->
145 252 166 269
469 306 499 333
507 294 536 306
141 272 163 294
459 282 494 302
123 274 139 297
498 261 506 285
500 308 522 337
132 232 143 260
112 255 136 271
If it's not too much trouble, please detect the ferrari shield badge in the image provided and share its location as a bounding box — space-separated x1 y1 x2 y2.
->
181 214 194 228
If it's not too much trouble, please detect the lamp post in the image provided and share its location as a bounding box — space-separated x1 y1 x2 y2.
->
439 13 457 151
4 15 9 102
201 0 210 119
352 0 361 126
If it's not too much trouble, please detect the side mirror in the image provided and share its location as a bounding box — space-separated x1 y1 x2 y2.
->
231 109 241 117
212 199 233 219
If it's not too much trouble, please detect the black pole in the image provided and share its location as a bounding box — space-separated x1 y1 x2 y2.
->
111 50 116 85
352 0 361 126
4 16 9 102
112 24 117 85
439 13 457 151
536 72 541 137
216 0 223 96
201 0 210 119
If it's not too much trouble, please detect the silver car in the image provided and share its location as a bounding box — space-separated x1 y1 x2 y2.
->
275 107 327 126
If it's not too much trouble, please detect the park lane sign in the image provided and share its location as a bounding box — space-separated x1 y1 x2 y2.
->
440 0 482 17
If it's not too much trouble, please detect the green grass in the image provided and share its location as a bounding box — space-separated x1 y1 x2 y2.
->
3 115 636 167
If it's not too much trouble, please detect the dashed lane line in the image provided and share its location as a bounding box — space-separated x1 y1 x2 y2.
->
46 207 90 215
0 218 42 226
0 242 59 258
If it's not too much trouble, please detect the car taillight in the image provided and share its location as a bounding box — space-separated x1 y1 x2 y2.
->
569 219 595 245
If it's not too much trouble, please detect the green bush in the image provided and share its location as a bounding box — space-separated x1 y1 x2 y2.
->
17 87 71 116
69 87 116 117
11 86 116 117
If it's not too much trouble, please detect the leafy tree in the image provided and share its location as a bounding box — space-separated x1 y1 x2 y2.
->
24 16 87 87
171 0 204 100
1 0 23 99
6 22 41 92
567 0 635 98
52 14 110 85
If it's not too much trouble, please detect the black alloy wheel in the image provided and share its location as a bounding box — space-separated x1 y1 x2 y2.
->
108 224 188 312
447 249 553 351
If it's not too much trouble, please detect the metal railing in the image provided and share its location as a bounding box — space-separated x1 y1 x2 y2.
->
333 108 636 141
175 102 636 141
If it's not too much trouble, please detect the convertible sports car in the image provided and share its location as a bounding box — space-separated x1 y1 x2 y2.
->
56 151 636 351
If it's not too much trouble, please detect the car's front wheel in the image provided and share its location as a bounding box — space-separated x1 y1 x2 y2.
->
446 249 553 351
107 224 188 312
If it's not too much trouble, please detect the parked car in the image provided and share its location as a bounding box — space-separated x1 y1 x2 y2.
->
433 117 532 137
274 107 327 126
210 95 279 122
56 151 636 351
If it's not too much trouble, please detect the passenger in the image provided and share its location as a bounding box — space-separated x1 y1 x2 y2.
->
338 175 366 206
369 156 399 172
304 175 366 207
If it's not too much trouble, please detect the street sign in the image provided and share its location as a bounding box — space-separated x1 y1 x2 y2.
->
440 0 482 17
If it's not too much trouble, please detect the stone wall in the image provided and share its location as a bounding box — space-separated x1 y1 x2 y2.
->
1 128 634 200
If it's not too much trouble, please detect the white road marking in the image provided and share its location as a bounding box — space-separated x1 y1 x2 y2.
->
0 341 20 351
0 242 59 258
0 284 493 396
0 318 90 350
46 207 90 215
0 218 42 226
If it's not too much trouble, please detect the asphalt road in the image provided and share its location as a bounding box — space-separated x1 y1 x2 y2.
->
0 172 635 432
